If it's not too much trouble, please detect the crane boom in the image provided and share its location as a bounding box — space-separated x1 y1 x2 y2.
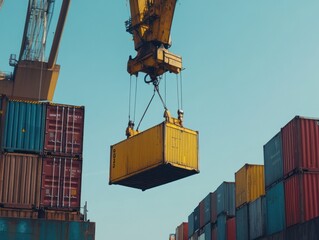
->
126 0 182 81
0 0 70 101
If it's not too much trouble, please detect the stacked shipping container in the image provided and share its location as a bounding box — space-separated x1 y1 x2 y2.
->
235 164 265 240
0 97 85 221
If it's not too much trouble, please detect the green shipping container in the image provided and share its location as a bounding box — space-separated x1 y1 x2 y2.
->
0 217 95 240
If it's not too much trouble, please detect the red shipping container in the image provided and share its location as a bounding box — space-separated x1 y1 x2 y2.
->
44 104 84 157
282 116 319 175
199 199 205 228
211 191 217 223
226 217 236 240
176 222 188 240
284 171 319 227
40 156 82 210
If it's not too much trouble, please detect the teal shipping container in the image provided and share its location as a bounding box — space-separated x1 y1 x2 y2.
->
263 132 283 189
217 213 226 240
266 182 285 235
0 217 95 240
2 100 46 153
236 204 249 240
188 212 195 237
216 182 235 217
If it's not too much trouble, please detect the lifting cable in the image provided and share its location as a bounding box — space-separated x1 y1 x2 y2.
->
180 71 184 110
176 74 180 110
136 88 156 131
128 75 138 123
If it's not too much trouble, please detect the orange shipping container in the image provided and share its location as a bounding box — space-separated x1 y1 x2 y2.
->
0 153 42 209
235 164 265 208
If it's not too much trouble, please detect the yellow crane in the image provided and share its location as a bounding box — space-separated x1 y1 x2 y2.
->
0 0 71 101
109 0 199 191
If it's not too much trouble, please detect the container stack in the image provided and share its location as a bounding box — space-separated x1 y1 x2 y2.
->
235 164 265 240
0 96 85 221
176 222 188 240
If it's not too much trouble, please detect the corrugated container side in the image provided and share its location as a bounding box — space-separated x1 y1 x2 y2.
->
282 116 319 175
235 204 249 240
211 191 217 223
188 212 195 237
176 222 188 240
194 205 200 232
109 122 199 190
285 216 319 240
0 153 42 208
216 182 235 217
217 214 226 240
0 96 7 149
249 195 266 240
204 223 212 240
38 209 82 221
226 217 236 240
169 234 176 240
263 132 283 188
44 104 84 156
0 217 95 240
198 232 205 240
204 193 212 226
2 100 46 153
199 199 205 228
190 231 198 240
0 208 38 219
235 164 265 208
40 157 82 210
266 182 285 235
284 172 319 227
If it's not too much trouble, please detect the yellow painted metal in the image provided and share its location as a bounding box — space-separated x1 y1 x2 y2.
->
0 61 59 101
127 0 182 79
235 164 265 208
109 122 199 190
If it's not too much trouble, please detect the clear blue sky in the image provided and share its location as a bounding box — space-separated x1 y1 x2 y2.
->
1 1 319 239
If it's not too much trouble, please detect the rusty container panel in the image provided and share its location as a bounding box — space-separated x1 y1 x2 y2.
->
0 153 42 209
285 216 319 240
176 222 188 240
44 104 84 157
41 157 82 210
284 171 319 227
235 164 265 208
226 217 236 240
109 122 199 190
38 209 83 221
2 100 46 153
282 116 319 175
0 208 38 219
0 217 95 240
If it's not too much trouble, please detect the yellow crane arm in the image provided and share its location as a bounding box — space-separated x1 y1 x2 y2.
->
126 0 182 81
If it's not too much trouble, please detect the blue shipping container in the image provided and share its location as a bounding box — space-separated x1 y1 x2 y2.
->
2 100 46 153
188 212 195 237
194 205 200 232
204 223 212 240
217 214 226 240
0 218 95 240
217 182 235 217
266 181 286 235
236 204 249 240
249 195 266 239
263 132 284 188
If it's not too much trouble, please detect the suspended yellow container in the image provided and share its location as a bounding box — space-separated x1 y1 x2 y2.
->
109 122 199 191
235 164 265 208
